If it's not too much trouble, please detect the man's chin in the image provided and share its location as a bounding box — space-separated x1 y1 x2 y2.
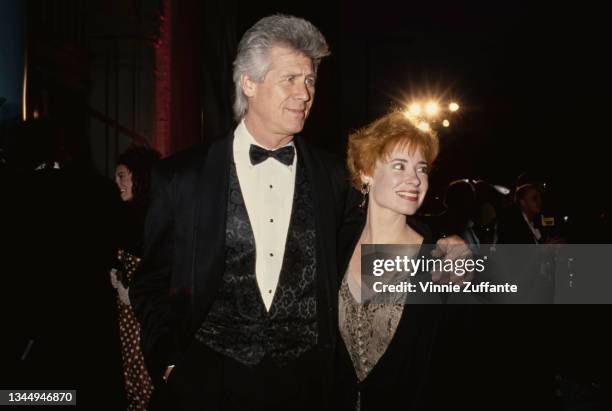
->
286 123 305 135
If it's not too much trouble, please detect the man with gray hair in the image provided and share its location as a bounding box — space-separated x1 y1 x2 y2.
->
131 14 357 410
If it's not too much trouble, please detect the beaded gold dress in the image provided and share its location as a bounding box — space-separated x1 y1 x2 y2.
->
116 249 154 410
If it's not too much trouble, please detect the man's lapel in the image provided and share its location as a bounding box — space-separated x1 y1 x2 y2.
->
295 136 336 264
294 137 337 345
192 132 233 329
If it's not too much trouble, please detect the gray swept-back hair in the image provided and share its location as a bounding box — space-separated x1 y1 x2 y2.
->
232 14 330 121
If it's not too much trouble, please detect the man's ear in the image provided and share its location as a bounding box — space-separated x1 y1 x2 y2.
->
240 74 256 98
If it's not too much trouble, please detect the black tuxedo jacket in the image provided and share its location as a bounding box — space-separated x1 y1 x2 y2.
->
497 205 541 244
130 131 360 383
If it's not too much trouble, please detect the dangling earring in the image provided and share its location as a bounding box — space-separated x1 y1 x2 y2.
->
359 182 370 208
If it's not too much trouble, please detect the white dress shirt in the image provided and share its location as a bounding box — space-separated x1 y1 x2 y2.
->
233 120 296 310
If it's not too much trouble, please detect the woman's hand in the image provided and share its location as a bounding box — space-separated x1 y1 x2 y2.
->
117 283 131 306
109 269 119 289
110 269 131 305
431 235 474 284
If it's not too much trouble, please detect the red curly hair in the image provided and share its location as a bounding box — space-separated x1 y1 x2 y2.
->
347 110 439 190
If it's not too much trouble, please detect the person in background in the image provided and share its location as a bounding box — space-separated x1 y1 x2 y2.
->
110 145 161 410
473 179 498 244
2 119 125 408
434 179 481 246
497 182 546 244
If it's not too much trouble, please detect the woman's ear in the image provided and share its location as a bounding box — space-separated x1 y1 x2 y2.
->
360 173 372 187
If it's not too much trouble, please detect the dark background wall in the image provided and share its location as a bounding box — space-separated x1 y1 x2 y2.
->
0 0 25 122
339 1 609 212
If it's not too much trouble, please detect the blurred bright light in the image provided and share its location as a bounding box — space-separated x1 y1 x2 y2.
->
442 119 450 127
408 103 421 116
425 101 439 116
449 102 460 112
416 121 431 132
493 184 511 195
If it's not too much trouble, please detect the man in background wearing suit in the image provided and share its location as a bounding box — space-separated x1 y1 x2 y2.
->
498 182 547 244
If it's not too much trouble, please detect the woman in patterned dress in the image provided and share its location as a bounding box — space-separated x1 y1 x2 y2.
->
110 146 160 410
335 110 471 410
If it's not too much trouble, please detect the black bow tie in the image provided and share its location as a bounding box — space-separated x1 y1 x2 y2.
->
249 144 295 166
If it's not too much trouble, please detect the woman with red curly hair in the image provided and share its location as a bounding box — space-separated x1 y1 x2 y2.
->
335 110 468 410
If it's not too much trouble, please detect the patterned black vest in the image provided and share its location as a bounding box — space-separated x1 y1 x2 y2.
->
195 157 318 366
